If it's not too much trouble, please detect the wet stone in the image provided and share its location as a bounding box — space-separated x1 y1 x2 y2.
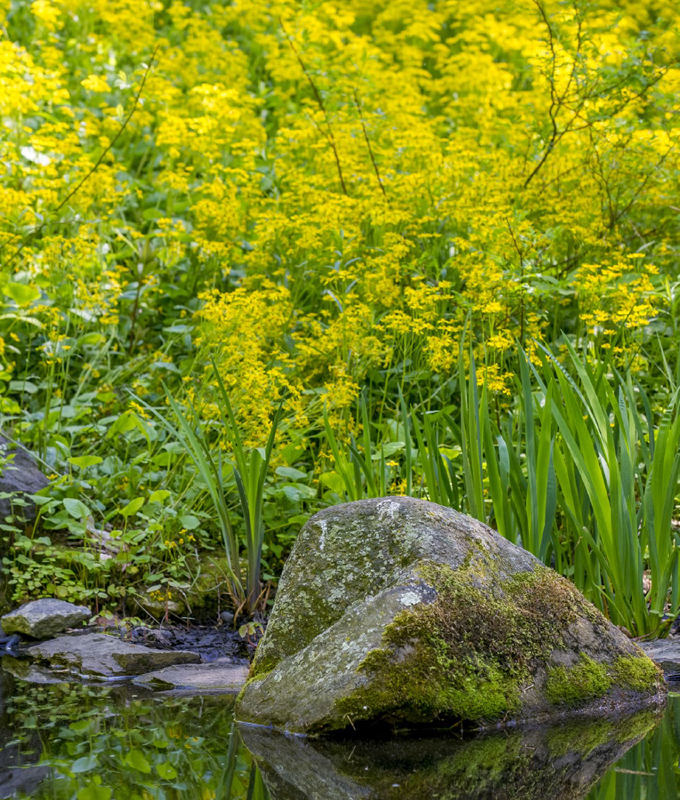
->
640 640 680 679
1 599 90 639
28 632 201 678
0 436 49 527
134 659 249 693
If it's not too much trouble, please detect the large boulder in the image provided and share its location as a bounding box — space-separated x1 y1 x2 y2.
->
0 437 49 526
236 497 665 734
1 598 90 639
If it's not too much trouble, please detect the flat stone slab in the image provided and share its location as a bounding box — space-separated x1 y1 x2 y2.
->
2 599 90 639
28 633 201 677
135 659 249 693
640 640 680 678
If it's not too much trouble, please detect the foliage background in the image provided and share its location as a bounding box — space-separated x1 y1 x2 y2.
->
0 0 679 630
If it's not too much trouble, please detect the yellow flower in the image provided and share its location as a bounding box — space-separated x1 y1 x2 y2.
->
81 74 110 93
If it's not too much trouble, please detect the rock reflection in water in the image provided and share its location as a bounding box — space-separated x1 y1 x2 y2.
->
241 708 662 800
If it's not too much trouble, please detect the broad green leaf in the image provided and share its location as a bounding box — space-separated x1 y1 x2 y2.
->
3 282 41 305
125 748 151 773
156 762 178 780
8 380 38 394
69 456 103 468
149 489 171 504
77 785 112 800
63 498 90 519
71 754 98 773
120 497 145 518
275 466 307 481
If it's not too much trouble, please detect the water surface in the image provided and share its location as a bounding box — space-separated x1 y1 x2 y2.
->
0 667 677 800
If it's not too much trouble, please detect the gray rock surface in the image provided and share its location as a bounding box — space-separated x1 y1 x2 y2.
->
28 632 201 677
1 598 90 638
236 497 665 734
640 640 680 678
240 705 661 800
0 767 50 800
135 659 248 692
0 437 49 525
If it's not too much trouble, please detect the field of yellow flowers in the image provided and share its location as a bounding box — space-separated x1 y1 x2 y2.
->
1 0 679 632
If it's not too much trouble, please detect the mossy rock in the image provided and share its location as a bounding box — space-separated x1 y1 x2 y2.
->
236 498 665 735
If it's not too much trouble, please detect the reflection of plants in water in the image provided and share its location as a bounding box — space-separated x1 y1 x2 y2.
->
587 695 680 800
4 681 269 800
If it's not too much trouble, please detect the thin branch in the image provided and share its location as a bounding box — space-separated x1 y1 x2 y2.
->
279 18 348 196
523 1 673 191
352 89 388 201
524 1 560 189
0 46 160 272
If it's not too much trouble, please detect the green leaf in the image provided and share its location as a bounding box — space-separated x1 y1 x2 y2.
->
156 761 178 780
8 380 38 394
275 466 307 481
149 489 171 504
3 282 41 306
78 332 106 346
281 484 316 502
125 748 151 773
120 497 145 518
179 514 200 529
71 755 98 773
63 498 90 519
69 456 103 469
77 786 112 800
319 471 345 495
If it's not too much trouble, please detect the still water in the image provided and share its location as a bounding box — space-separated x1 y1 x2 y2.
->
0 667 677 800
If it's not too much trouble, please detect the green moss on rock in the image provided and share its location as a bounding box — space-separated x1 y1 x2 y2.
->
612 655 663 692
546 654 663 708
546 656 612 706
336 562 614 726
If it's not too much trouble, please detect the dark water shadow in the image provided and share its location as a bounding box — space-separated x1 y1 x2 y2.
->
240 707 663 800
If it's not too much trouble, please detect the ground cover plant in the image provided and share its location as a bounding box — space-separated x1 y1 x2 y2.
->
0 0 679 635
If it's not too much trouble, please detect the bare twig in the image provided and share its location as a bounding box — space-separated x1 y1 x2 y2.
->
279 18 348 196
523 1 672 191
352 89 388 201
0 46 160 272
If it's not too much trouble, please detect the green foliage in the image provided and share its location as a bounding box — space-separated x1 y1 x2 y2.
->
0 0 677 639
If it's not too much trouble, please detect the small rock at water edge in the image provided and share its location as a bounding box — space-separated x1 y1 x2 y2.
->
1 599 90 639
28 632 201 677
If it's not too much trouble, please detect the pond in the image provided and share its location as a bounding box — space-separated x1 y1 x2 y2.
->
0 668 677 800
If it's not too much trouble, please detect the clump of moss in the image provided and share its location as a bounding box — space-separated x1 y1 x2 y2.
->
336 561 593 727
333 559 664 729
546 654 663 708
612 655 663 692
546 655 612 706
